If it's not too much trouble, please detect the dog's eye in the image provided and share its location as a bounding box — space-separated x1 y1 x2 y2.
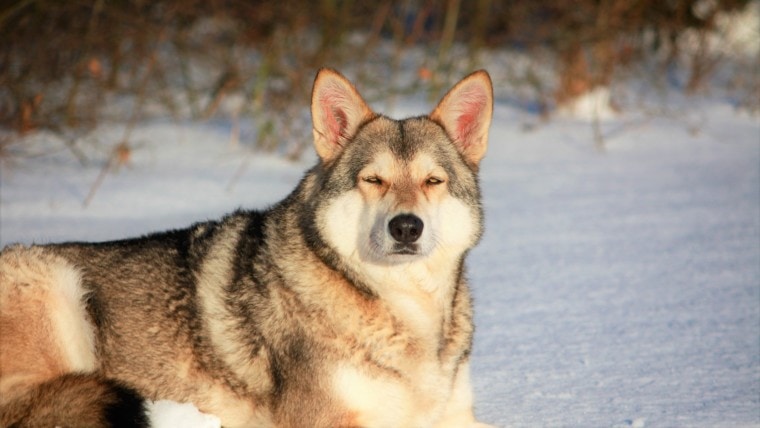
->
363 176 383 185
425 177 444 186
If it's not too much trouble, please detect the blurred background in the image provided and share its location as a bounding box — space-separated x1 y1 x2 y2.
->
1 0 758 159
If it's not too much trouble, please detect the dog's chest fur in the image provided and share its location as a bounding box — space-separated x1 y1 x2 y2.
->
325 264 474 426
184 208 473 424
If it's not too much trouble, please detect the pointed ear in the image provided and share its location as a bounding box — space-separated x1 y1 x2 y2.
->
430 70 493 167
311 68 375 162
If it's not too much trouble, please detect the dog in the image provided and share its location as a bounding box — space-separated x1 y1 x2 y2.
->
0 68 494 427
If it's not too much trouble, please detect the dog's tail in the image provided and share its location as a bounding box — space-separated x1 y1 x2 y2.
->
0 372 149 428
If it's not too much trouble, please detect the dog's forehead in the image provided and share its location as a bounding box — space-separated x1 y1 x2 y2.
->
361 150 440 175
353 116 454 162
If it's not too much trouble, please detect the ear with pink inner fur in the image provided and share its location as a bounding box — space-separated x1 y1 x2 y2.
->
311 68 375 162
430 70 493 168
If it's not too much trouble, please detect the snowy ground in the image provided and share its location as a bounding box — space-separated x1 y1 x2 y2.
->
1 88 758 427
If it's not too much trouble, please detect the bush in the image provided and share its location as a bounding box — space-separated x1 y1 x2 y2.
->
0 0 754 153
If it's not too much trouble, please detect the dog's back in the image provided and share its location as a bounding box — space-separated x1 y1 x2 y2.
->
0 217 263 426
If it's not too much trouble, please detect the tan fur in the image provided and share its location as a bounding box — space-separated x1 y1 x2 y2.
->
0 373 142 427
0 69 494 427
0 246 96 405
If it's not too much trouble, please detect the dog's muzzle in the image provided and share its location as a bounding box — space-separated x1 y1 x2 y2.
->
388 214 423 248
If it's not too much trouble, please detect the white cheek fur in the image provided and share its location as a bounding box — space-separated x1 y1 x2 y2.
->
319 191 366 259
430 196 479 253
319 190 478 265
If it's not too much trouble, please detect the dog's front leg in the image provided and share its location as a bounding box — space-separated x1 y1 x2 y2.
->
436 360 495 428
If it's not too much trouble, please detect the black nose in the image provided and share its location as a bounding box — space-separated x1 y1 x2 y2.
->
388 214 424 243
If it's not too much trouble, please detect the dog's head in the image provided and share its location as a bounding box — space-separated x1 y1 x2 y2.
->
306 68 492 269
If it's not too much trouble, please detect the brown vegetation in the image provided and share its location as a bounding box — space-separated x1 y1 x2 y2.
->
0 0 753 153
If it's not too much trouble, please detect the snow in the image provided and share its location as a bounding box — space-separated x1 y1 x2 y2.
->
689 0 760 58
556 86 617 120
1 87 758 426
471 102 760 427
147 400 221 428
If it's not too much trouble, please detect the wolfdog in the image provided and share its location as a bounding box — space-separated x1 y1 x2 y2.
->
0 68 494 427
